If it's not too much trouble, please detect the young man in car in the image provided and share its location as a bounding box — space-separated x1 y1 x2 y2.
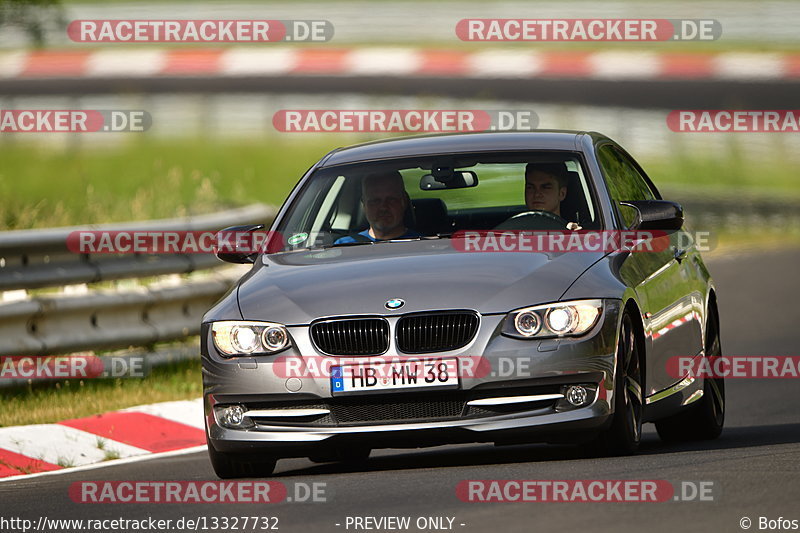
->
524 162 569 217
335 171 423 244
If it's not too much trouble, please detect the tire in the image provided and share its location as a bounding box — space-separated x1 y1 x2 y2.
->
207 436 277 479
309 447 370 464
655 306 725 442
594 311 644 456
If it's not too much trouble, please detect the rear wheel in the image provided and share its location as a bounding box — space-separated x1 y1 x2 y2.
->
655 306 725 442
207 435 277 479
594 312 643 455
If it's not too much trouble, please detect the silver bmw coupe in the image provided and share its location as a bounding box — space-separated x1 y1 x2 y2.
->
202 131 724 478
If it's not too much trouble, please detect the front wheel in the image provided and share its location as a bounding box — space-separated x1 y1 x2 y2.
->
655 306 725 442
593 312 643 456
207 436 277 479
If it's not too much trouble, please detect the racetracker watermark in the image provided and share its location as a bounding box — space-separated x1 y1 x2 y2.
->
668 110 800 132
67 230 718 255
1 516 279 532
67 20 333 42
0 110 150 133
70 481 285 503
668 356 800 379
272 110 538 133
66 230 283 254
456 19 721 41
456 480 717 502
0 355 145 379
451 230 715 254
70 481 327 504
270 355 492 380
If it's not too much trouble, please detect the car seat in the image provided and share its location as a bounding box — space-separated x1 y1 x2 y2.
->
560 171 593 227
411 198 452 235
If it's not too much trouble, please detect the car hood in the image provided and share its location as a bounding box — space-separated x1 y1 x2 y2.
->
236 239 605 324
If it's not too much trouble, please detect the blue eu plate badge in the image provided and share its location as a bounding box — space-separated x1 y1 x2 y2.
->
331 366 344 392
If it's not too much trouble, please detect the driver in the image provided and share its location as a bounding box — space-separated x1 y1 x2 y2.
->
524 162 568 216
334 171 422 244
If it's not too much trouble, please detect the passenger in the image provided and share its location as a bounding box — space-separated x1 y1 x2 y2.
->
335 171 422 244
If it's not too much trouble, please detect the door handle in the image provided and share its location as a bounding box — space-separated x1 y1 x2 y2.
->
673 247 687 262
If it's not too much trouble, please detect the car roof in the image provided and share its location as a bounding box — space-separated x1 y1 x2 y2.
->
320 130 595 167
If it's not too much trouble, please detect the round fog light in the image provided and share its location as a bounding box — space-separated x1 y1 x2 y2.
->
565 385 589 407
220 405 249 428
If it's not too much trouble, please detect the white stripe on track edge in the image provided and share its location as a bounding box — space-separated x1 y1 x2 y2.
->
0 445 208 484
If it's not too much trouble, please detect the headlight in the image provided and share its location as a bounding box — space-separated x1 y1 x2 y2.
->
514 310 542 337
546 307 576 334
211 321 291 356
502 299 603 339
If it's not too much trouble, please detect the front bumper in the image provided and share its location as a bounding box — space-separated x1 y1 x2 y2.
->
202 299 622 456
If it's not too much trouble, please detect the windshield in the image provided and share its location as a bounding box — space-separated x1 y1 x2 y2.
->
272 151 600 253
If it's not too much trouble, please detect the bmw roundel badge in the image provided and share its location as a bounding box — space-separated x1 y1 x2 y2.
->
385 298 405 310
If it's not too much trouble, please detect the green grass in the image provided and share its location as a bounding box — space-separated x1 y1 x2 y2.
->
0 137 340 229
644 154 800 200
2 136 799 230
0 359 202 427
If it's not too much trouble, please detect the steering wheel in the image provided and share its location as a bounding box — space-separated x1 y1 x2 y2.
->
494 210 569 231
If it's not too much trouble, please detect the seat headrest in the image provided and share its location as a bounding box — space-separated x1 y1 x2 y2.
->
411 198 450 234
560 171 591 226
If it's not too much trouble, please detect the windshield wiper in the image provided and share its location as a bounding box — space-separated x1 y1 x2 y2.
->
371 234 450 243
326 234 454 248
328 240 377 248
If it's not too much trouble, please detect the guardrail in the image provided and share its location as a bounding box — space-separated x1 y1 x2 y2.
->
0 203 273 291
0 204 274 360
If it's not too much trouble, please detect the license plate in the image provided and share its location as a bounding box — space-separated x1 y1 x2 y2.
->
331 359 459 393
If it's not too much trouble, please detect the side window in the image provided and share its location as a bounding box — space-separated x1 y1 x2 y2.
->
596 144 656 227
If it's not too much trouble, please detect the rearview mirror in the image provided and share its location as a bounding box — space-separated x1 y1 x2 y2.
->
420 170 478 190
619 200 684 231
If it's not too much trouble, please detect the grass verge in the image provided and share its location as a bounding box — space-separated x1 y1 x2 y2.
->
2 136 799 230
0 358 201 427
0 137 340 229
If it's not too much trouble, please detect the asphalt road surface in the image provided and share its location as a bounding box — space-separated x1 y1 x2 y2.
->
2 247 798 533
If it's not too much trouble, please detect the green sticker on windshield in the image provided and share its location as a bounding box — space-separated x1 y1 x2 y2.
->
288 232 308 246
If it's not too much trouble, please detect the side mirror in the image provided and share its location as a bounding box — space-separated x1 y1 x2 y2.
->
215 224 265 264
619 200 684 231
